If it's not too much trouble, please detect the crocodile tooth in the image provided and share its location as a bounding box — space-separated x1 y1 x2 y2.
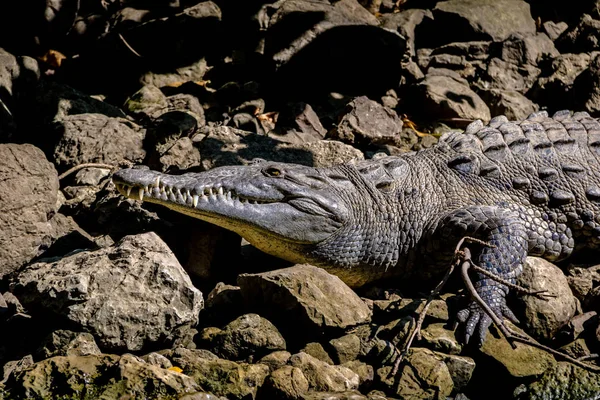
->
218 187 224 196
126 186 132 197
154 176 161 187
193 195 199 207
138 188 144 200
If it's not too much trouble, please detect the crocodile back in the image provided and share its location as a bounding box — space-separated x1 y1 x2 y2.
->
435 110 600 259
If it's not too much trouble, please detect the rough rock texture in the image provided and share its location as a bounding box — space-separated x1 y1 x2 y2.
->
431 0 536 43
35 330 101 359
329 96 403 148
0 144 59 277
3 354 203 399
516 257 578 340
199 126 363 170
167 349 270 400
200 313 286 362
289 352 359 393
53 114 146 170
480 323 556 378
238 265 372 336
382 348 454 400
514 362 600 400
11 232 203 351
262 365 310 399
412 73 491 121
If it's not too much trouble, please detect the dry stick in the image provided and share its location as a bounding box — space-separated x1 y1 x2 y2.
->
469 264 556 299
118 33 143 58
460 247 600 373
58 163 116 180
389 236 494 376
390 261 455 376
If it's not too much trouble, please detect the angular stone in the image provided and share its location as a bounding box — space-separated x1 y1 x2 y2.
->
53 113 145 170
263 366 309 399
11 232 203 351
514 362 600 399
516 257 578 340
481 322 556 378
238 264 372 336
0 144 59 277
4 354 202 399
290 352 359 392
201 313 286 362
433 0 536 42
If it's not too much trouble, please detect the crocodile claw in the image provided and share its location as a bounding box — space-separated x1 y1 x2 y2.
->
456 285 519 346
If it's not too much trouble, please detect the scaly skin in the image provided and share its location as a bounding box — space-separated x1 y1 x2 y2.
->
113 110 600 345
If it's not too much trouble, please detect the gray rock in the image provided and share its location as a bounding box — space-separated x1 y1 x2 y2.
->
53 114 145 170
329 334 361 364
340 360 374 388
419 323 462 355
380 9 433 56
514 362 600 400
1 355 34 384
432 0 536 42
4 354 203 399
123 84 169 119
556 14 600 53
566 263 600 306
479 89 538 121
301 342 334 365
143 352 173 369
498 33 559 67
11 232 203 351
35 330 101 360
480 322 556 378
263 366 310 400
555 311 598 344
259 351 292 371
290 352 360 392
440 354 475 392
301 391 367 400
573 53 600 114
516 257 578 340
530 52 595 108
483 58 541 93
168 351 270 400
199 126 363 170
238 264 372 336
0 144 59 277
140 58 210 88
543 21 569 41
0 49 39 140
266 0 378 67
412 73 491 121
200 313 286 362
330 96 403 148
559 338 593 360
268 103 327 144
379 347 453 399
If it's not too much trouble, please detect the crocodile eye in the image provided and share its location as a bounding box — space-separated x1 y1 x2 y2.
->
264 167 282 177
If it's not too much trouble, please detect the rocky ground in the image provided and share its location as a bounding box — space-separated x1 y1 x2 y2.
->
0 0 600 399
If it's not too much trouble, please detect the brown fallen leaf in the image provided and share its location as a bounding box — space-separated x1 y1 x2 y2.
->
38 49 67 69
401 114 433 137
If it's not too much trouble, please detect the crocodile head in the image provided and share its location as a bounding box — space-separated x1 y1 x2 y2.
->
113 163 353 264
113 158 414 284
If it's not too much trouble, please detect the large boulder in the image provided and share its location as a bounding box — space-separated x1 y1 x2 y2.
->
11 232 203 351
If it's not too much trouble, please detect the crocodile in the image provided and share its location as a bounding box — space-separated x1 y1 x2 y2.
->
113 110 600 345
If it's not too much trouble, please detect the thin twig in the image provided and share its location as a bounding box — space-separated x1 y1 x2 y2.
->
119 33 143 58
58 163 116 180
459 246 600 372
390 261 455 376
470 263 556 299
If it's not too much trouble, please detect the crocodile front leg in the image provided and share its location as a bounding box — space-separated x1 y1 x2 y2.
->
436 206 528 346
